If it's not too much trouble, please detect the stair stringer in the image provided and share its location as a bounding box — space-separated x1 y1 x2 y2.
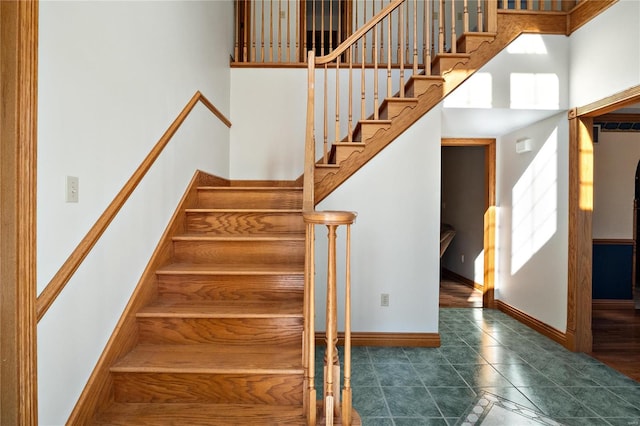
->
314 11 568 204
66 170 229 425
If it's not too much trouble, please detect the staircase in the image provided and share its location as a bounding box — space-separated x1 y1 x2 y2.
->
91 181 308 425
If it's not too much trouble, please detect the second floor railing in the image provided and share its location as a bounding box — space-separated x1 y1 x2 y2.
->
233 0 582 66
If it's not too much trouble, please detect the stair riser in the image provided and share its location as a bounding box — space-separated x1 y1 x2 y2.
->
112 372 304 405
354 122 392 143
379 101 417 120
137 317 303 345
198 190 302 209
185 211 304 235
156 274 304 302
431 55 470 75
405 78 444 98
334 145 364 164
173 240 305 264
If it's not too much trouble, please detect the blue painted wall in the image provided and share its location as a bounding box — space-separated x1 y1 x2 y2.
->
592 242 633 299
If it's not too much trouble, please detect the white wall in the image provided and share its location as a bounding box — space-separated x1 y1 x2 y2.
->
315 108 442 333
230 67 413 180
569 0 640 107
593 131 640 239
441 146 486 283
37 1 233 424
496 113 569 332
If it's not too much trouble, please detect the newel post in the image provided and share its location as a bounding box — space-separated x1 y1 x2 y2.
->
303 211 357 426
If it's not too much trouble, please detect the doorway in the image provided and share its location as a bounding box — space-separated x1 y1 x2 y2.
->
440 138 496 309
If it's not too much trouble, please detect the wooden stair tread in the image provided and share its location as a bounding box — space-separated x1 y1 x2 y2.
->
198 186 303 191
95 402 305 425
138 300 302 318
186 208 302 213
358 119 392 125
316 164 340 169
157 262 303 275
173 233 305 241
112 344 303 374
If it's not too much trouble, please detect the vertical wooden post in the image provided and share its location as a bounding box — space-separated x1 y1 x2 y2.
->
486 0 497 33
0 1 39 424
567 109 593 352
341 223 353 426
399 2 405 97
413 0 418 74
450 0 457 53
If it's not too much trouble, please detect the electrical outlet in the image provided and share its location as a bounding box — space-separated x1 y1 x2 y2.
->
66 176 79 203
381 293 389 307
461 254 465 263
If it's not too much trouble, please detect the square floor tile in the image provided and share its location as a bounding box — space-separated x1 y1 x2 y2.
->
382 386 442 418
562 386 640 418
428 386 477 418
516 386 599 418
352 386 390 417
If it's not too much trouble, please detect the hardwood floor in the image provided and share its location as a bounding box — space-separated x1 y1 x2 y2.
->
439 279 483 308
591 306 640 382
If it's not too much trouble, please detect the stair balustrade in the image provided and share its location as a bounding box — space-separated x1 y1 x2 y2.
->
303 210 356 425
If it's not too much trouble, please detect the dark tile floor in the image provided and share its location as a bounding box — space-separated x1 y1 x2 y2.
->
316 308 640 426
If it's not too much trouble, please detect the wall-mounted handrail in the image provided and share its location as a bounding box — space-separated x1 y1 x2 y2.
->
36 91 231 321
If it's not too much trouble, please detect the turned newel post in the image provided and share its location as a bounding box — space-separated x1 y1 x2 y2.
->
303 210 356 426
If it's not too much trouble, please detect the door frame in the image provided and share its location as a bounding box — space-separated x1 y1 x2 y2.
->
568 85 640 352
0 1 39 423
441 138 497 309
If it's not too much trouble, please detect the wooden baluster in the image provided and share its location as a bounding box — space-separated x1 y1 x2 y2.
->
361 30 366 120
321 0 325 56
287 0 290 62
354 1 359 64
234 1 239 61
312 0 316 56
261 0 265 61
477 0 483 32
341 223 353 426
380 0 385 64
329 0 333 54
252 0 257 61
387 13 392 98
305 222 317 425
363 0 367 63
438 0 444 54
413 0 418 74
399 2 405 97
516 0 521 10
464 0 469 33
335 57 341 145
487 0 497 32
373 23 379 119
324 64 328 163
552 0 558 10
325 224 339 425
296 0 300 62
348 46 353 143
269 0 274 61
527 0 533 10
278 0 282 61
423 0 430 74
243 0 249 61
405 0 409 64
451 0 457 53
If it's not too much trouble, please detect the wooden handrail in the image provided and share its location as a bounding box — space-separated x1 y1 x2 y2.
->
36 91 230 321
315 0 404 65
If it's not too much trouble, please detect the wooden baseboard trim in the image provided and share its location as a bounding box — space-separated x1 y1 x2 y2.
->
592 299 635 310
442 268 483 291
496 300 567 348
315 332 440 347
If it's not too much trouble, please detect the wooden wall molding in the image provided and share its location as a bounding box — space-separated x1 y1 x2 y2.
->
577 86 640 117
592 299 635 310
592 239 634 245
496 301 568 348
316 332 440 348
0 1 39 424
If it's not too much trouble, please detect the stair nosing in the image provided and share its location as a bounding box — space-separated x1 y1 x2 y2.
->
197 187 303 191
185 208 303 213
172 234 305 241
156 263 304 275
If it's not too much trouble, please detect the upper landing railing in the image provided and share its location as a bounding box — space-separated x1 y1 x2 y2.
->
233 0 583 67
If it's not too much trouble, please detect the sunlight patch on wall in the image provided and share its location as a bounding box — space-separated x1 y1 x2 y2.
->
507 34 548 55
474 250 484 285
510 73 559 109
444 73 492 108
511 129 558 275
